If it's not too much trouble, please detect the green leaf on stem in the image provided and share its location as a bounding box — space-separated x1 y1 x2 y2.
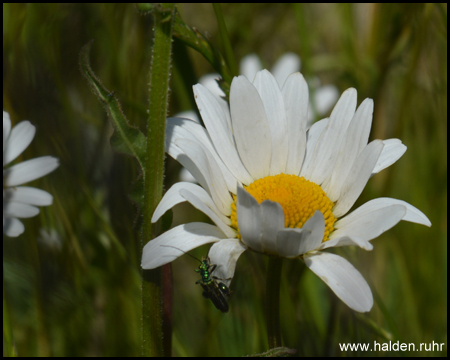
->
79 40 147 174
172 10 232 98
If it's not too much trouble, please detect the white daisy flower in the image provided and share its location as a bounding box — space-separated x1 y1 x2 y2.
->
142 70 430 312
180 53 338 124
177 53 339 183
3 111 59 237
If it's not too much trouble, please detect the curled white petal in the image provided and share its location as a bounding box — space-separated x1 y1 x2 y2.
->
152 182 228 225
276 210 324 257
336 197 431 228
260 200 285 255
298 211 325 254
166 118 238 192
208 239 247 286
175 138 232 216
372 139 407 175
236 184 263 252
277 228 307 258
180 189 235 238
331 204 406 246
304 251 373 312
141 223 226 269
319 235 373 251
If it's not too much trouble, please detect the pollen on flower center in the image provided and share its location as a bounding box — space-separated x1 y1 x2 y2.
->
230 174 337 242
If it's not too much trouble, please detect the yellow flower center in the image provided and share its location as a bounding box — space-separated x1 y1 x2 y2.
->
230 174 336 242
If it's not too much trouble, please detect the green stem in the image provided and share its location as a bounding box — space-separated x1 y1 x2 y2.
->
3 270 17 357
142 3 175 357
212 3 238 78
266 257 283 349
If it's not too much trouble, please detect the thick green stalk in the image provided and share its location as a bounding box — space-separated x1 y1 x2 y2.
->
212 3 238 78
266 257 283 349
142 3 175 357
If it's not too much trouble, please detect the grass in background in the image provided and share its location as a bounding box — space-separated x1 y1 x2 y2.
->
3 3 447 356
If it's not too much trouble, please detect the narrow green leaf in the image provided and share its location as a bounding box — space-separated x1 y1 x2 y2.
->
212 3 238 77
79 40 147 173
172 10 232 98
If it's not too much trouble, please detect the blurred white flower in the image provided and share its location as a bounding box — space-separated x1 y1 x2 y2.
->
3 111 59 237
143 70 430 312
38 228 62 250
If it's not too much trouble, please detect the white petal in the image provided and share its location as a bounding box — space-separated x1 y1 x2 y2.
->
333 140 384 218
323 98 374 201
151 182 228 225
230 75 272 180
198 73 224 97
302 88 357 185
193 85 253 187
372 139 407 175
277 228 307 258
180 189 236 238
304 251 373 312
282 72 309 175
236 184 263 252
4 156 59 187
141 223 226 269
336 197 431 228
4 202 40 218
166 118 239 192
208 239 247 286
253 70 288 175
276 210 324 257
3 186 53 206
319 235 373 251
260 200 285 255
240 54 262 83
175 138 232 216
271 53 301 88
3 120 36 166
298 211 325 254
324 204 407 250
300 118 328 177
179 167 197 183
3 216 25 237
313 85 339 116
174 110 200 123
3 111 11 152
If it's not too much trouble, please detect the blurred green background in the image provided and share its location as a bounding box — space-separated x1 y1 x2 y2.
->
3 3 447 357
